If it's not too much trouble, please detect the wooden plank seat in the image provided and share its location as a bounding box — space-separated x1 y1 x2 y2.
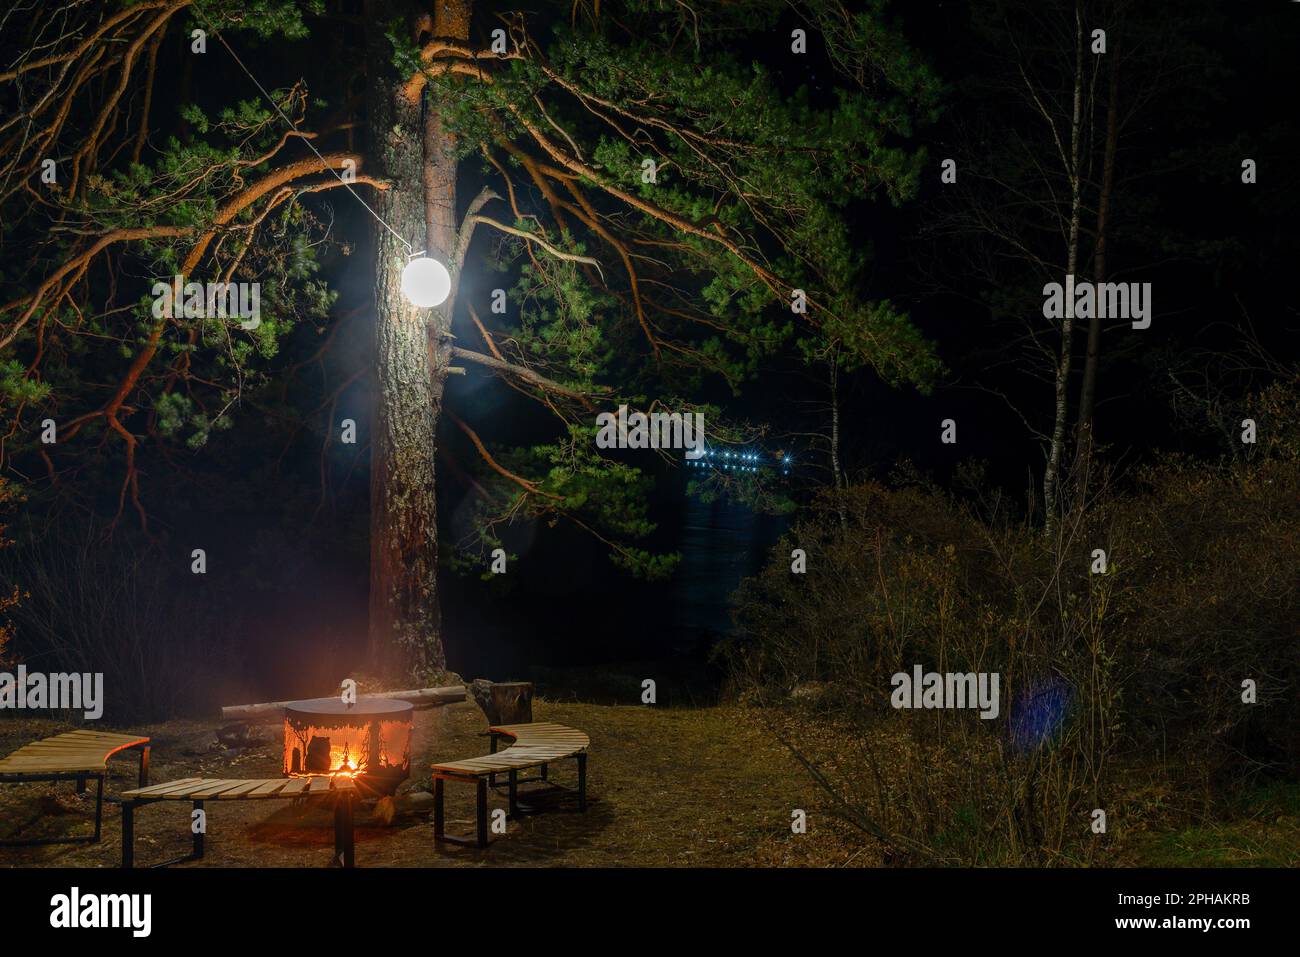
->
430 722 589 848
0 731 151 847
118 775 357 868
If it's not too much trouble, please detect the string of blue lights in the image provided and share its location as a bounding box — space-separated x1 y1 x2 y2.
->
685 449 793 476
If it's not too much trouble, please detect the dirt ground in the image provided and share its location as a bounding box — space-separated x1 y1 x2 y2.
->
0 700 867 868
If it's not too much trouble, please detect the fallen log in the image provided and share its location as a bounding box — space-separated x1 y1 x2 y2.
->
221 686 466 724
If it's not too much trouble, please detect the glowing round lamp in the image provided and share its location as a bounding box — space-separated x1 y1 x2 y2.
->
400 256 451 307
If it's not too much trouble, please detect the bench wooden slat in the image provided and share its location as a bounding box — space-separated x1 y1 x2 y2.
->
492 722 567 731
1 749 108 759
432 722 588 779
509 738 587 748
506 740 585 747
0 756 104 765
183 779 248 798
508 752 572 760
10 738 110 746
3 747 106 757
489 723 581 732
123 777 208 798
5 742 137 753
248 779 292 796
0 732 150 776
2 748 149 773
117 776 359 870
121 776 359 804
39 733 145 747
219 780 271 798
512 739 586 747
475 756 553 767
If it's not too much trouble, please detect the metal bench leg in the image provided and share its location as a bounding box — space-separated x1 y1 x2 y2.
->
540 762 548 781
93 774 104 842
577 753 587 812
192 800 205 860
121 801 135 868
138 745 151 787
508 769 519 818
334 793 355 868
75 775 86 795
476 777 488 848
488 733 499 787
433 778 445 841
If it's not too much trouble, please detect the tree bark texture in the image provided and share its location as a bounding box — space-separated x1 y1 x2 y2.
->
366 0 472 679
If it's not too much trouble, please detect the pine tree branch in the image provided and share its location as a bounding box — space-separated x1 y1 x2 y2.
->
451 345 599 407
449 412 562 501
453 187 502 271
469 214 604 282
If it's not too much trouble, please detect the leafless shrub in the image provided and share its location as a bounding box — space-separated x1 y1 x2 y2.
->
725 379 1299 864
0 516 236 721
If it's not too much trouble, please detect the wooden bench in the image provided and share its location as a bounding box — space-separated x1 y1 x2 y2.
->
0 730 151 847
430 722 588 848
119 775 358 868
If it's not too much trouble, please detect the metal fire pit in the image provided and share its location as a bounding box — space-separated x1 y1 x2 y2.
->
283 698 413 797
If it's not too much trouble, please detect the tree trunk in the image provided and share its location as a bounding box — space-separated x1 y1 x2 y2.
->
366 0 471 680
829 358 843 491
1042 6 1086 541
1077 39 1120 451
829 356 848 530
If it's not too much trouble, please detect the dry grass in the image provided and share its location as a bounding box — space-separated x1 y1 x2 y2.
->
3 702 1293 868
0 700 870 868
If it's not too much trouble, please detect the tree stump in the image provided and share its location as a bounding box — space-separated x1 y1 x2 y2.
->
469 680 534 725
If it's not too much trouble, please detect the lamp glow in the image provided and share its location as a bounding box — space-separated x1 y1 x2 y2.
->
400 256 451 307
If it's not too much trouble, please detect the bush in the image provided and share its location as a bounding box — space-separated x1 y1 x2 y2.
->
724 401 1299 864
0 515 238 722
0 478 20 670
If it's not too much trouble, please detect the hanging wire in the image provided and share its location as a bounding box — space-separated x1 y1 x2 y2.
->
190 1 414 252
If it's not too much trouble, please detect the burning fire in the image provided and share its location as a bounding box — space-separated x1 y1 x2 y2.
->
283 717 410 779
328 743 357 777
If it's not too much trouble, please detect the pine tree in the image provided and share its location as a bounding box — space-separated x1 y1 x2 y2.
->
0 0 940 679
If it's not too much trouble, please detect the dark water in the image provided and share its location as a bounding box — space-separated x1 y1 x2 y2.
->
442 492 789 685
655 495 786 654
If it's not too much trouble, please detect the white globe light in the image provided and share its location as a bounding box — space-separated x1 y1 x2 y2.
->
400 256 451 307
